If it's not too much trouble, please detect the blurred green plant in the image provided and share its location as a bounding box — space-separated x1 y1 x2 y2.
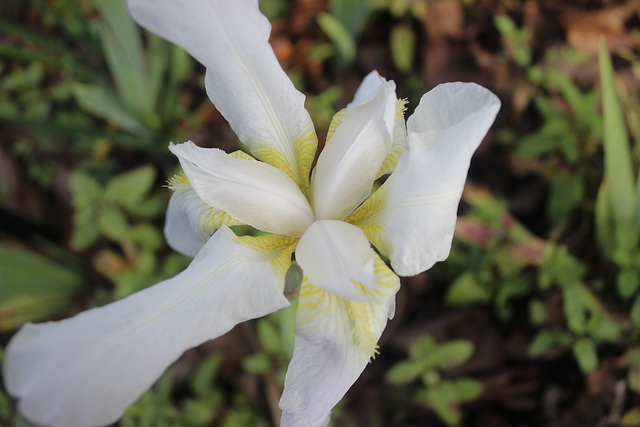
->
387 334 482 425
595 39 640 318
496 16 601 228
76 0 192 149
0 244 84 331
0 0 192 154
445 188 542 321
494 14 532 68
68 166 188 298
446 188 621 374
118 351 272 427
316 0 361 68
242 301 297 386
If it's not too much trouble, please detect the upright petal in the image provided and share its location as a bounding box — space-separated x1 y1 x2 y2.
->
345 71 408 178
170 141 314 237
295 220 376 302
347 83 500 276
4 228 295 427
165 175 242 256
279 254 400 427
311 81 397 220
127 0 317 194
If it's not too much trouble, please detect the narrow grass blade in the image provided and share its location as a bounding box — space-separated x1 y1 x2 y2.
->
598 37 636 238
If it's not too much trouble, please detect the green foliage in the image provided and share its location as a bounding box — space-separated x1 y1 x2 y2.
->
242 300 297 385
317 12 357 68
390 24 416 73
445 189 541 321
0 245 84 331
4 1 640 425
68 166 185 298
387 334 481 425
495 14 532 67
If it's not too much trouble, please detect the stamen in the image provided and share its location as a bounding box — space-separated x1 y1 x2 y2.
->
396 98 408 119
166 171 189 191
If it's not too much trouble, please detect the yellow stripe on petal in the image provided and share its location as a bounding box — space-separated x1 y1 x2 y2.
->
345 184 390 255
376 98 408 178
297 253 399 358
237 234 298 289
197 207 242 233
251 123 318 198
296 124 319 196
325 108 348 145
230 150 256 161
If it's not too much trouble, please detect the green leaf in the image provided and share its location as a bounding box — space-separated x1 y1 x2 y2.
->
330 0 370 38
547 172 584 224
539 245 585 289
71 205 102 250
390 24 415 73
104 166 156 210
317 12 356 66
428 340 475 369
529 330 572 356
572 337 598 373
93 0 153 114
495 277 531 321
595 182 616 254
242 353 272 374
191 352 223 397
617 268 640 300
184 399 214 425
414 379 481 426
529 298 547 326
386 359 430 385
0 244 83 330
450 378 484 401
631 295 640 329
494 14 532 67
599 37 636 245
69 171 102 250
98 205 131 242
446 273 492 306
410 334 438 359
71 83 148 135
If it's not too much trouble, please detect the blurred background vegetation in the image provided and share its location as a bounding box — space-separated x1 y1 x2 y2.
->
1 0 640 425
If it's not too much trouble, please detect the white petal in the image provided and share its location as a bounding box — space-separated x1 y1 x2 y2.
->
311 81 397 220
347 71 409 178
165 181 241 256
348 82 501 276
127 0 317 194
170 141 314 237
349 70 388 106
279 255 399 427
295 220 376 302
4 228 295 427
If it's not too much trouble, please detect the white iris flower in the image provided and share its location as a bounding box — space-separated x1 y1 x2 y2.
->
3 1 500 426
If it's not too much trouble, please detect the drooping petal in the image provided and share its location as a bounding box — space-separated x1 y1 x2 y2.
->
165 175 242 256
311 81 397 220
170 141 314 237
4 228 295 427
127 0 317 194
279 254 400 427
295 220 377 302
347 82 501 276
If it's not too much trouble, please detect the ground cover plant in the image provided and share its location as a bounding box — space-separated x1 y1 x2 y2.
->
1 0 640 426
